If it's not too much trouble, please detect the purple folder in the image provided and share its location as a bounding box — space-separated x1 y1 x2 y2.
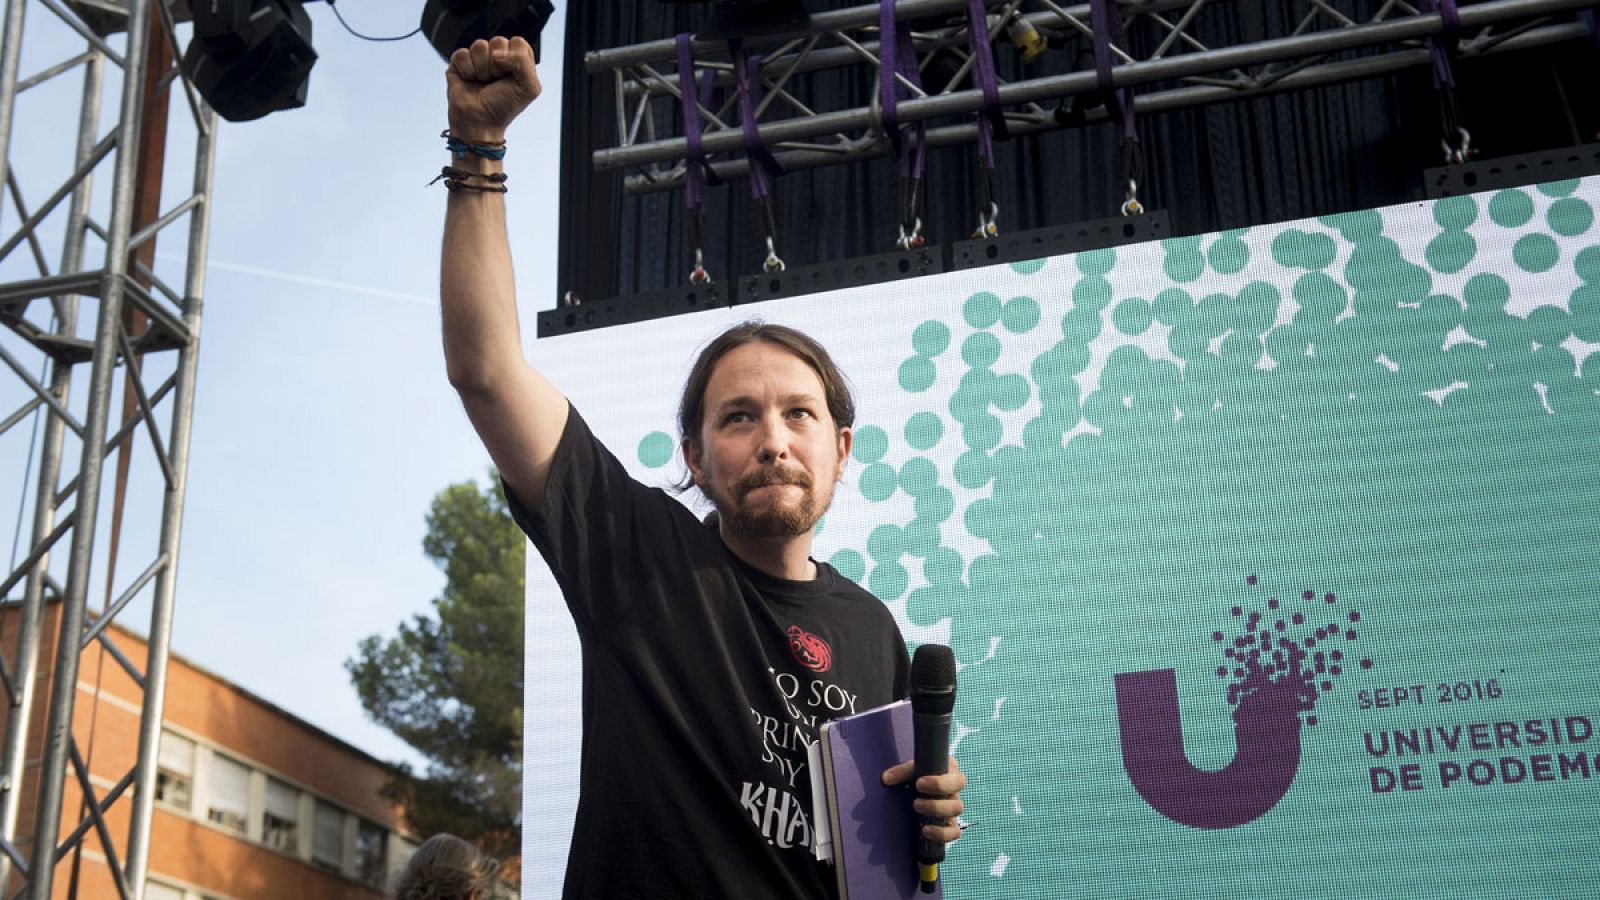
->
819 699 944 899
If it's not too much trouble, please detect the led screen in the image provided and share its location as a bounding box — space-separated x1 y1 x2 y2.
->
525 176 1600 897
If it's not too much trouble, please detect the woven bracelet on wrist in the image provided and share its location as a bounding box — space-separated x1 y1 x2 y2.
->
430 165 509 193
441 129 507 160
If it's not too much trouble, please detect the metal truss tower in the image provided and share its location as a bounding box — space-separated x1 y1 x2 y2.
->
591 0 1600 194
0 0 213 897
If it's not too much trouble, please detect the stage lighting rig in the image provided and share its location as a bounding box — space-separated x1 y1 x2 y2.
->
420 0 558 61
180 0 318 123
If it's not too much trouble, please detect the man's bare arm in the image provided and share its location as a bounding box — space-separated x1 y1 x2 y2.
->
441 36 568 506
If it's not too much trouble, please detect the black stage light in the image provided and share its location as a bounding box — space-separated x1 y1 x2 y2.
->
181 0 318 123
420 0 558 62
658 0 812 42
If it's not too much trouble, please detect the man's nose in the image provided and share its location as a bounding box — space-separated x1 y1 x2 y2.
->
756 413 790 461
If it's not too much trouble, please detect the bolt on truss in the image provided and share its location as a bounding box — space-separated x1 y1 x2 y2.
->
0 0 213 898
590 0 1600 195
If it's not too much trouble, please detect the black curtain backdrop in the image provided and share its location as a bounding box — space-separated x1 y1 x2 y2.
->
554 2 1600 307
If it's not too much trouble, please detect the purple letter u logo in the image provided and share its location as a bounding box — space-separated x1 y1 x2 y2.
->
1114 668 1303 829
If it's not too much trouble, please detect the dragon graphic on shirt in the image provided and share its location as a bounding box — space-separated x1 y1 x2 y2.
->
788 625 832 673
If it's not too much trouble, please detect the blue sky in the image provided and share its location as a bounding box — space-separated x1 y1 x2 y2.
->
1 2 569 767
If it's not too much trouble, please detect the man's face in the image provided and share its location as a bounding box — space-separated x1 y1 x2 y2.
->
684 341 852 539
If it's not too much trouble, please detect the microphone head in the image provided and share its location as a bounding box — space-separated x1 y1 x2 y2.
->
910 644 956 714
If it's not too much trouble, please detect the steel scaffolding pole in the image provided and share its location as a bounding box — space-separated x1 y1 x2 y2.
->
122 95 213 899
0 1 210 897
0 0 38 872
0 44 102 895
21 0 154 895
589 0 1600 194
0 0 26 199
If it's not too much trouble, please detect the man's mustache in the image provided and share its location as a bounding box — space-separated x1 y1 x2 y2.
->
736 467 814 495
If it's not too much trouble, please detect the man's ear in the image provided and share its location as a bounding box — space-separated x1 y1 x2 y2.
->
835 426 853 480
682 436 705 488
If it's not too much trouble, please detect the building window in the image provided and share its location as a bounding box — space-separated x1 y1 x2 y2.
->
155 732 194 812
312 800 345 871
206 754 250 834
356 819 387 888
262 778 300 852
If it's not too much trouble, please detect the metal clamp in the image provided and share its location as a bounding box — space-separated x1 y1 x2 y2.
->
763 236 786 273
1441 127 1472 165
972 202 999 239
688 248 711 285
896 217 925 250
1121 179 1144 217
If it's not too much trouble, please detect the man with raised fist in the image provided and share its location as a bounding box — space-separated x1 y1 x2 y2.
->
437 36 965 899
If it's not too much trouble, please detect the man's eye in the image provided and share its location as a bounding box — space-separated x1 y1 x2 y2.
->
725 412 750 424
789 408 814 419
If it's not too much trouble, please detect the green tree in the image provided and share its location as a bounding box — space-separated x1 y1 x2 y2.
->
347 473 524 859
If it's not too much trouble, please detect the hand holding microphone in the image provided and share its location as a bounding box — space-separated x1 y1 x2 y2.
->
882 644 967 894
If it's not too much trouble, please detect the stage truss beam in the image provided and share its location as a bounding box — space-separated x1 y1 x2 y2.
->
0 1 214 898
588 0 1600 195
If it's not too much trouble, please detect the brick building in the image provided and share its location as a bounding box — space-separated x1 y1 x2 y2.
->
0 601 419 899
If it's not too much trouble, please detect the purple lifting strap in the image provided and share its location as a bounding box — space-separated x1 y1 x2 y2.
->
880 0 928 179
1094 0 1140 147
898 27 928 181
699 71 719 145
675 34 708 212
1090 0 1131 95
966 0 1008 164
730 39 784 201
1426 0 1461 90
1438 0 1462 29
880 0 902 136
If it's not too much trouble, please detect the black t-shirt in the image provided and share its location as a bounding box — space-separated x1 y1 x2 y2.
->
508 405 911 899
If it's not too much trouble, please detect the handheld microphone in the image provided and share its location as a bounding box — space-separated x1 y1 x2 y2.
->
910 644 956 894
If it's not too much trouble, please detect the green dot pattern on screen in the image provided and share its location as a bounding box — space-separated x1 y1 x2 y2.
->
637 431 675 468
845 179 1600 653
819 179 1600 896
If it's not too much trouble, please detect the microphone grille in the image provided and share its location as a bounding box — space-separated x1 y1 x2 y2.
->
911 643 956 693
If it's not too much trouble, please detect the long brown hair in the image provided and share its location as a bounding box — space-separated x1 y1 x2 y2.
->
674 321 856 491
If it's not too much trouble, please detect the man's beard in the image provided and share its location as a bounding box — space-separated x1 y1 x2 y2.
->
710 465 823 538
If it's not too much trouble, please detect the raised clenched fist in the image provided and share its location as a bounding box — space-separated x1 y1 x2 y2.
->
445 35 542 140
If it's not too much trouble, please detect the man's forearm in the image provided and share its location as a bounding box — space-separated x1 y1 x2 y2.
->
438 36 568 505
440 149 523 394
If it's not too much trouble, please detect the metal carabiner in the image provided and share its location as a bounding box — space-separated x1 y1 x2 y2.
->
972 202 999 239
688 248 712 285
1121 179 1143 217
1441 127 1472 165
763 236 786 273
897 217 926 250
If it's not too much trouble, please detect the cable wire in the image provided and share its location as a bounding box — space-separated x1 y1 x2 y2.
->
327 0 421 43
